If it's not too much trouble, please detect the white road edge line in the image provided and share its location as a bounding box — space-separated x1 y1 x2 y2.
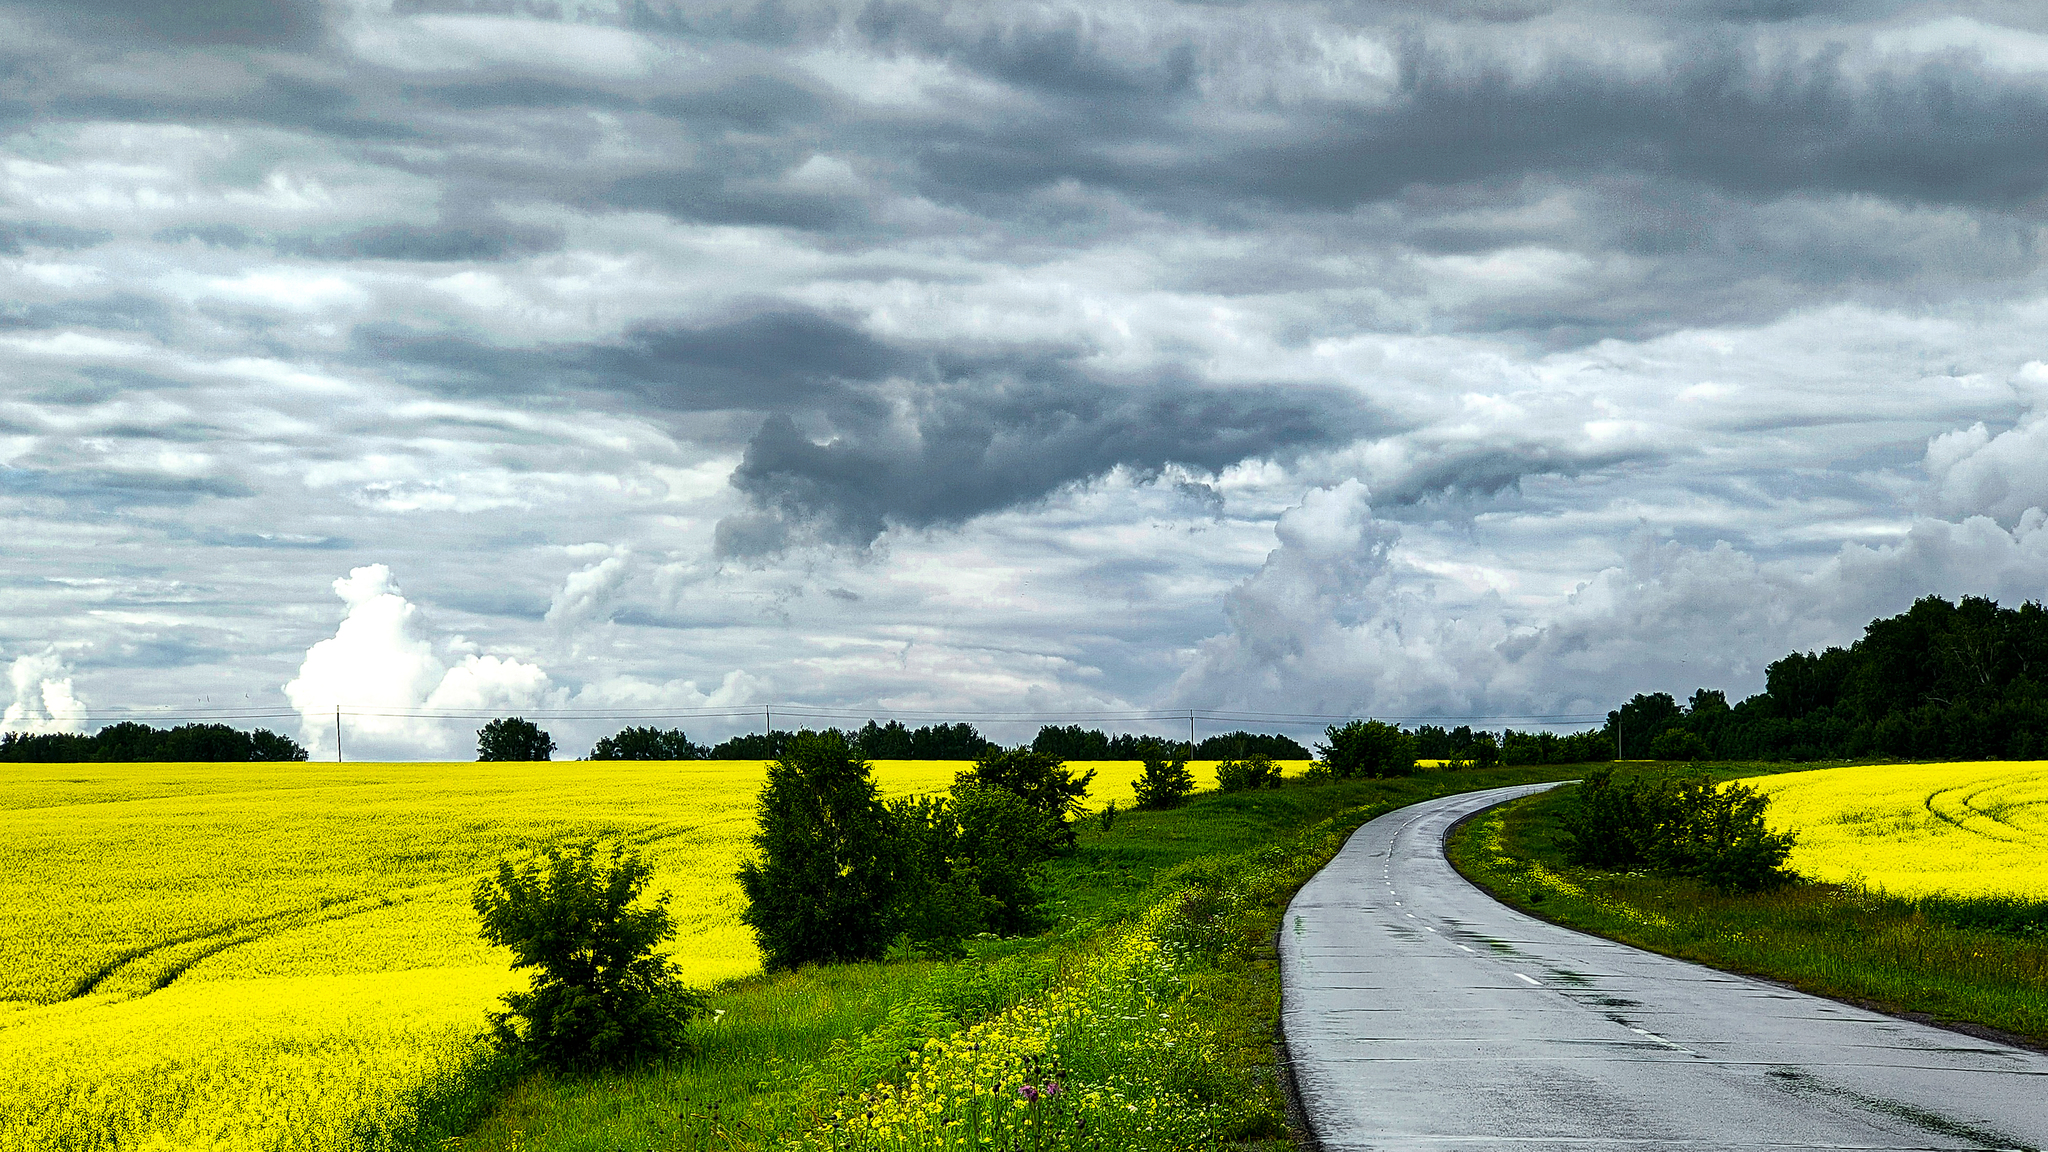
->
1514 972 1541 985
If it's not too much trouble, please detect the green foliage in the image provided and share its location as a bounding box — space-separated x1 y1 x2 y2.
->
1650 726 1706 761
1215 754 1282 792
1558 769 1796 893
852 720 996 759
1615 596 2048 762
737 730 902 969
1496 726 1613 765
1447 730 1500 769
589 726 703 760
1132 752 1194 809
1317 719 1416 778
1607 692 1682 760
471 841 706 1070
957 747 1095 844
477 717 555 761
1193 730 1310 759
0 722 307 763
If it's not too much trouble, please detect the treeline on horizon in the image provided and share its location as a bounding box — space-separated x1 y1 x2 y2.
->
0 722 307 763
589 720 1314 762
1616 595 2048 762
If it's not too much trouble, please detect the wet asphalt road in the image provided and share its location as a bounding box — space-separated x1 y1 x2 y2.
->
1279 783 2048 1152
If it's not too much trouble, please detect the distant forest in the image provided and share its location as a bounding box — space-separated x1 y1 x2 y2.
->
1615 595 2048 762
0 722 307 763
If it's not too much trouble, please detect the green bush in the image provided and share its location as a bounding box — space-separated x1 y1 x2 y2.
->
1316 720 1416 778
1133 752 1195 809
737 731 903 969
471 841 706 1069
1558 769 1796 893
956 748 1095 845
1215 754 1281 792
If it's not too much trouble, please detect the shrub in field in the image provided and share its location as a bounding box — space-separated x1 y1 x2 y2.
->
957 747 1095 845
1215 754 1282 792
588 726 704 760
477 717 555 761
1133 752 1194 809
1317 719 1416 778
1559 769 1796 893
738 730 902 969
472 840 706 1069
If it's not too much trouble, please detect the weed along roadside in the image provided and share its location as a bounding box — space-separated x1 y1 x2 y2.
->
436 762 1584 1151
1447 765 2048 1049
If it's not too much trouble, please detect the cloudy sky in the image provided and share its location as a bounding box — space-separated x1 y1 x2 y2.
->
5 0 2048 758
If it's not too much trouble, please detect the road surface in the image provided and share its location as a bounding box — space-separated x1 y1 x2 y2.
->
1280 782 2048 1151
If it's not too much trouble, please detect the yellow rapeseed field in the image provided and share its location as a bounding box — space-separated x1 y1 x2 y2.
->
0 755 1258 1151
1741 761 2048 899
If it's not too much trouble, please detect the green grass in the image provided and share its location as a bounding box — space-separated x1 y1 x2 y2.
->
1448 770 2048 1048
425 764 1582 1151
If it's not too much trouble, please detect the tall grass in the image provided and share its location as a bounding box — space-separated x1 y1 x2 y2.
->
1450 781 2048 1046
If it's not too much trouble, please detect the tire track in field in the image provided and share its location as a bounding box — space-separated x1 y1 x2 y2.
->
73 819 730 1001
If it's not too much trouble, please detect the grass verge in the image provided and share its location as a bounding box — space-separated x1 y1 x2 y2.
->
1447 769 2048 1048
416 764 1580 1151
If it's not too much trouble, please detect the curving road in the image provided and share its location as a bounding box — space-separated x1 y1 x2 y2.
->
1280 783 2048 1152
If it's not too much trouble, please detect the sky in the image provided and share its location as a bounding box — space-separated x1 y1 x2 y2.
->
5 0 2048 759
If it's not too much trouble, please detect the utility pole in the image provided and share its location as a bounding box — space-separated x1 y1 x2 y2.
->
765 705 772 739
1188 709 1195 755
336 706 343 763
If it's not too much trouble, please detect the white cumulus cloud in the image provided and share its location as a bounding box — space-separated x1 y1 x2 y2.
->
2 647 88 734
284 564 555 757
1924 365 2048 526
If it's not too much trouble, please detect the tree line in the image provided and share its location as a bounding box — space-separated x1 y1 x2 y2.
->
1610 595 2048 762
0 722 306 762
579 721 1310 762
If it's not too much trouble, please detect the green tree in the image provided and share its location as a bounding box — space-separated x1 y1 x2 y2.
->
471 841 705 1069
956 748 1095 845
737 730 902 969
1317 719 1416 778
890 782 1066 950
478 717 556 761
1650 727 1707 761
590 726 703 760
1133 751 1194 809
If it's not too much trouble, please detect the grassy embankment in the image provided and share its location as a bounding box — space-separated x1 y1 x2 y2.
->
429 764 1583 1152
1448 764 2048 1047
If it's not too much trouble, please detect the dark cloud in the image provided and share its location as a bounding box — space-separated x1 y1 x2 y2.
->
360 309 912 405
722 373 1383 552
284 220 565 262
1222 48 2048 212
0 222 111 253
0 467 254 506
5 0 324 47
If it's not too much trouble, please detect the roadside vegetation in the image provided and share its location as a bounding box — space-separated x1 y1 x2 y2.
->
434 760 1585 1152
1449 765 2048 1049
